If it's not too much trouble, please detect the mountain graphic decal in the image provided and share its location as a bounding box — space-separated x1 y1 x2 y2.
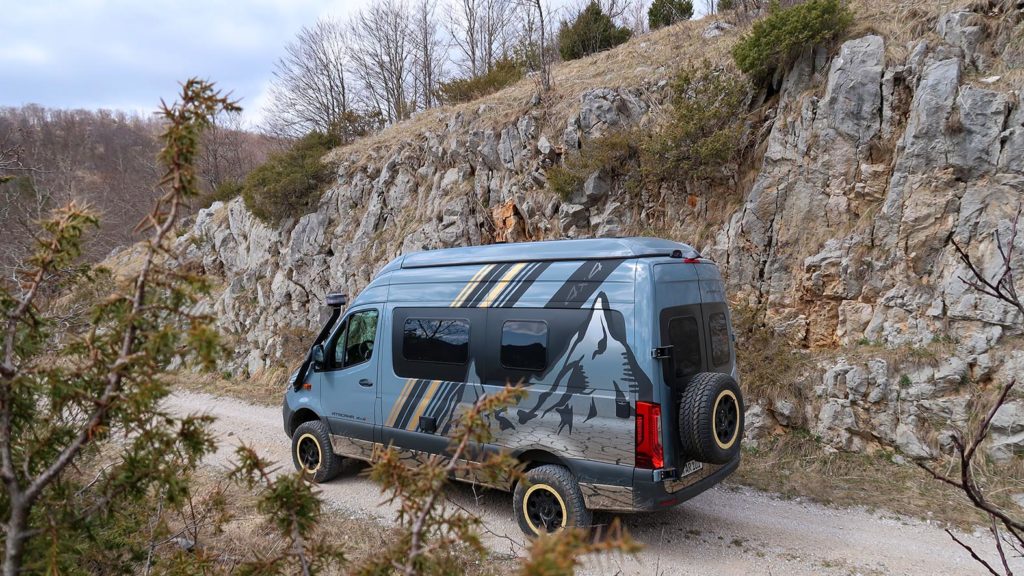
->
516 291 652 431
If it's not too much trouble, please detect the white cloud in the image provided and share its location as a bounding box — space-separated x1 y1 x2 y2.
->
0 43 49 65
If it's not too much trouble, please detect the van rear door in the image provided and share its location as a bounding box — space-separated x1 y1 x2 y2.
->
652 262 708 389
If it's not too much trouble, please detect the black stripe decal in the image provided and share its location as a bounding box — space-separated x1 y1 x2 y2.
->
492 262 536 308
426 382 461 422
497 261 551 308
462 263 512 308
423 380 454 417
544 259 626 309
394 379 429 430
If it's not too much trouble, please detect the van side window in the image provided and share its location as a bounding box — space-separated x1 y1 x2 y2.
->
668 317 701 379
402 318 470 365
345 310 379 366
330 310 378 368
708 312 730 367
500 320 547 372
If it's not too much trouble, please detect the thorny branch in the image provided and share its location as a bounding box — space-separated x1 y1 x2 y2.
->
0 79 238 576
918 203 1024 575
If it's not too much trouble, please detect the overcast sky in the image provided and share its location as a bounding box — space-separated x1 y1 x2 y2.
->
0 0 362 125
1 0 709 127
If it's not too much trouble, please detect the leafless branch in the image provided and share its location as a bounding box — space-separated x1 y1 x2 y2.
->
946 528 1002 576
919 202 1024 575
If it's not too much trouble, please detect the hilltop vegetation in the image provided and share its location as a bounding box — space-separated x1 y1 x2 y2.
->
0 106 275 274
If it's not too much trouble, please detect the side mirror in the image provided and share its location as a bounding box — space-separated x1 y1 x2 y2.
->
311 344 326 370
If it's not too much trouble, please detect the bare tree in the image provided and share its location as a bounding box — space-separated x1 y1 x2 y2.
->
265 18 351 139
350 0 414 124
449 0 483 76
480 0 516 72
519 0 553 91
918 206 1024 576
625 0 651 34
411 0 447 110
449 0 518 77
197 111 274 191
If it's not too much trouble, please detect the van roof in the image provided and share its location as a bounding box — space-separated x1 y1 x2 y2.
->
387 237 700 271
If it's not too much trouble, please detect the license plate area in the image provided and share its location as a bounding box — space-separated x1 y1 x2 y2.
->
680 460 703 477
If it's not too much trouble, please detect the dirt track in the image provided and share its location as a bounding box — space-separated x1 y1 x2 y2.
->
168 390 1021 576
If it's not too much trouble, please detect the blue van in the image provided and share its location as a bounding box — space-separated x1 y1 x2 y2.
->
282 238 743 535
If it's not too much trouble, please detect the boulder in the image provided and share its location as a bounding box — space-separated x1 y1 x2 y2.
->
558 203 589 234
988 401 1024 462
702 20 735 39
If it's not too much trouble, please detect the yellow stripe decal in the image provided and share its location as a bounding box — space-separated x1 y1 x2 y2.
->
450 264 493 308
387 378 417 427
406 379 442 431
479 262 527 308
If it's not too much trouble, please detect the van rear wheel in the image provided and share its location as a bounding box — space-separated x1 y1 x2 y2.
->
513 465 591 537
291 420 343 483
679 372 744 465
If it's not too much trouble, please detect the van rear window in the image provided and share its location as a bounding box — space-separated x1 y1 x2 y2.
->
667 317 701 380
402 319 469 365
500 320 547 372
709 312 730 366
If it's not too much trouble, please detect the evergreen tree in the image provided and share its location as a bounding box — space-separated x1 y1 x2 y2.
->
558 1 632 61
648 0 694 30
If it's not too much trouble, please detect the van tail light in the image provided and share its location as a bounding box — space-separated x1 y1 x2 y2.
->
635 401 664 469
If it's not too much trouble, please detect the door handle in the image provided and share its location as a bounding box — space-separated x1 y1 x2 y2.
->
358 378 373 387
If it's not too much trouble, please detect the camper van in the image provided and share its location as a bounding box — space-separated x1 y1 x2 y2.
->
282 237 744 535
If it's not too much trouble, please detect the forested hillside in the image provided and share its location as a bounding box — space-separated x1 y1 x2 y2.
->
0 106 274 274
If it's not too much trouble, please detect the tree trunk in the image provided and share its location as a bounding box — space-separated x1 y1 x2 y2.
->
3 504 28 576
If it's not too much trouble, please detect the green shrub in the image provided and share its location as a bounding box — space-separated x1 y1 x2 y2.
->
648 0 694 29
718 0 735 10
437 58 524 104
546 130 641 200
732 0 853 83
241 131 339 225
642 63 749 185
196 179 243 210
558 1 632 61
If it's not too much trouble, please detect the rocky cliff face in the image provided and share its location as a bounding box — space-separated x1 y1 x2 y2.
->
180 2 1024 462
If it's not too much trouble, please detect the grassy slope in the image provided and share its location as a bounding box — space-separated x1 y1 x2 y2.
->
325 0 981 165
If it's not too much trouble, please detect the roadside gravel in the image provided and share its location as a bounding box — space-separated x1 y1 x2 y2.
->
167 390 1020 576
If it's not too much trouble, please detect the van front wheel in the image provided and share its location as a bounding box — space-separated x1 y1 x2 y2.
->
513 464 592 537
679 372 744 465
291 420 343 483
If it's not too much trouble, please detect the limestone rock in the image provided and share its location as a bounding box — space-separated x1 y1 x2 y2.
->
558 203 589 235
988 401 1024 462
702 20 734 39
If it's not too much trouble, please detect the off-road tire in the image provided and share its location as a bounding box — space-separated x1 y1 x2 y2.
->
678 372 744 464
291 420 343 483
513 464 592 537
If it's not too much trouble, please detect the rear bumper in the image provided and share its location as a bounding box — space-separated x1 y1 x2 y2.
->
632 455 740 511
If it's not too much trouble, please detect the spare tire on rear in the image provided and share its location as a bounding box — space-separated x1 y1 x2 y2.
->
678 372 744 464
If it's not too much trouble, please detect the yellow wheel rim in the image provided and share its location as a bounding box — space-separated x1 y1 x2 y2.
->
295 433 323 474
711 389 739 450
523 483 568 535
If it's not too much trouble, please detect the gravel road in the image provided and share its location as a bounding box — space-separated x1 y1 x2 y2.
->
168 390 1021 576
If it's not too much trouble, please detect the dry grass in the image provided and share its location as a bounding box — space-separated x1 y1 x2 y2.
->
733 431 1024 529
151 466 515 575
325 16 735 167
323 0 1006 173
168 367 289 407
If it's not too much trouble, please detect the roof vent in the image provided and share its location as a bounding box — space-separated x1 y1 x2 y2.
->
670 249 683 258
